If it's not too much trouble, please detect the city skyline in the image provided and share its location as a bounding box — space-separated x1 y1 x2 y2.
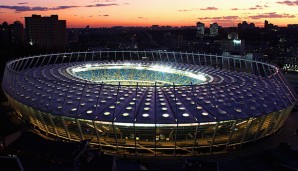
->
0 0 297 28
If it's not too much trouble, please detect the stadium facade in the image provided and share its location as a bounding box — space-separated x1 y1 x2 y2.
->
2 51 296 156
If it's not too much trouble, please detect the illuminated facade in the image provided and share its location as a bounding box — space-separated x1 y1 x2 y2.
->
2 51 296 156
196 22 205 37
210 23 219 37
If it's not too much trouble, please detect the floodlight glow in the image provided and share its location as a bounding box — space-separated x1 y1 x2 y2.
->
123 63 132 66
187 73 207 81
107 66 123 69
68 62 209 85
85 64 92 68
71 67 86 72
148 65 174 73
136 66 144 70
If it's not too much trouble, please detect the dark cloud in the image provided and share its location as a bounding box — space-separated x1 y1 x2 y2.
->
200 7 218 10
222 16 240 20
231 8 239 10
138 17 148 19
197 16 243 27
201 17 221 20
178 9 190 12
103 14 109 16
92 0 116 2
198 16 240 20
0 5 47 11
18 2 28 5
0 3 117 12
248 12 296 19
85 3 117 7
276 0 298 6
248 5 263 10
0 5 78 12
51 6 78 10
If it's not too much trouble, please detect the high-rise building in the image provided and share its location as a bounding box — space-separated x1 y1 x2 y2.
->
25 14 67 50
228 39 245 54
210 23 219 37
264 20 276 30
11 21 24 44
288 24 298 29
228 32 238 40
0 22 11 44
151 25 159 30
264 20 269 28
196 22 205 38
0 21 24 45
238 21 255 29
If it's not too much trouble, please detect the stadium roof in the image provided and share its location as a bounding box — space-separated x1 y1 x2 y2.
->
4 59 295 125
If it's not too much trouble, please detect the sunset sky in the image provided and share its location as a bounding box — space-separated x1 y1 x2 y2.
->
0 0 297 28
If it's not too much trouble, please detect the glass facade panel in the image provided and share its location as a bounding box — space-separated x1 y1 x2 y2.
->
196 124 216 147
244 117 262 142
42 113 57 136
229 119 248 145
214 121 234 145
79 119 98 143
64 117 81 141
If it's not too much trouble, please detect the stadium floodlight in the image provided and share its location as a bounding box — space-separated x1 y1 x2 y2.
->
85 64 92 68
149 65 174 73
136 66 144 70
123 62 132 66
187 73 207 81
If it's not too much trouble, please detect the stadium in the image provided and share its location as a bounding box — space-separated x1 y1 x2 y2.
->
2 51 296 156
